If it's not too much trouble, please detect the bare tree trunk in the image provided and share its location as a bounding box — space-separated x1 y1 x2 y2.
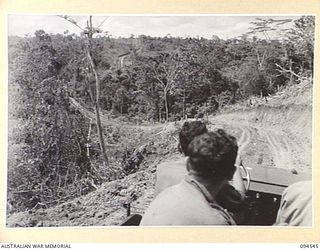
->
86 16 109 166
94 100 109 165
164 90 169 122
86 118 92 158
289 59 293 85
59 15 112 173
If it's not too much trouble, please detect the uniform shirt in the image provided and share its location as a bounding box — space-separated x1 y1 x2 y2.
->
275 181 312 226
154 158 187 196
155 157 244 213
140 174 236 226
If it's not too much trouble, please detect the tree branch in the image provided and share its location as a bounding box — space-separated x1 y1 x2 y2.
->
58 15 85 32
97 16 111 29
275 63 302 79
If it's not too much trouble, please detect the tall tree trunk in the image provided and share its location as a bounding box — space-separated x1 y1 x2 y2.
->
289 59 293 85
60 15 110 169
86 118 92 158
94 100 109 165
86 16 109 166
164 90 169 122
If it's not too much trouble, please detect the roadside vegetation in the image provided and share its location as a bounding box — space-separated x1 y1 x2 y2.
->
7 16 314 218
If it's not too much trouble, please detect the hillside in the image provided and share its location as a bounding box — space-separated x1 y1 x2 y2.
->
6 80 313 227
7 16 315 221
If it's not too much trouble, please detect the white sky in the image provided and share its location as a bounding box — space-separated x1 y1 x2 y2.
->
8 15 301 39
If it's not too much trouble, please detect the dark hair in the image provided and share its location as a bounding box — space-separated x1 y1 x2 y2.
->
179 121 208 155
187 130 238 180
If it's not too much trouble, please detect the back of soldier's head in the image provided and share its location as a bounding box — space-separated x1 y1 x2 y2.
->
187 129 238 181
179 121 208 156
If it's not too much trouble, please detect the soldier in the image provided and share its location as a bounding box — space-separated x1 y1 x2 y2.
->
141 130 242 225
275 181 312 226
155 121 246 217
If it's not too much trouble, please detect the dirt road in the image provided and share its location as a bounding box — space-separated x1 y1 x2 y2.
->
70 96 311 173
211 112 311 173
6 104 312 227
69 97 165 131
128 108 312 219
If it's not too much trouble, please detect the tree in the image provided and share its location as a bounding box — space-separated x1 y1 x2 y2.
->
59 15 110 167
246 16 315 85
135 51 184 121
8 30 93 212
246 17 292 40
286 16 315 76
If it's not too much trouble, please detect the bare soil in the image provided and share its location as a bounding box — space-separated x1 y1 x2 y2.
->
6 82 313 227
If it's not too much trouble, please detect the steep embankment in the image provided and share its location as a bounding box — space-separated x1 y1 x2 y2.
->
6 81 313 227
6 123 179 227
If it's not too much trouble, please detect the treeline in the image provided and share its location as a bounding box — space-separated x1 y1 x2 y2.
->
9 17 314 122
7 16 314 213
71 16 314 122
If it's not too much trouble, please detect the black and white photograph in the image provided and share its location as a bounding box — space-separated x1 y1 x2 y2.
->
7 14 314 227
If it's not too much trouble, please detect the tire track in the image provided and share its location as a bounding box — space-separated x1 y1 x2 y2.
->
209 118 253 165
235 126 252 165
213 116 295 170
259 129 293 169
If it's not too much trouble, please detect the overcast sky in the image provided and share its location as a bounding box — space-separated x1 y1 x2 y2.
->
8 15 301 39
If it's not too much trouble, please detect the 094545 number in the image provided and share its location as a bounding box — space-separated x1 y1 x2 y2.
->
300 244 319 249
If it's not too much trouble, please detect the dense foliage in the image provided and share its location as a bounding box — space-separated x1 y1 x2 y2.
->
7 16 314 213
